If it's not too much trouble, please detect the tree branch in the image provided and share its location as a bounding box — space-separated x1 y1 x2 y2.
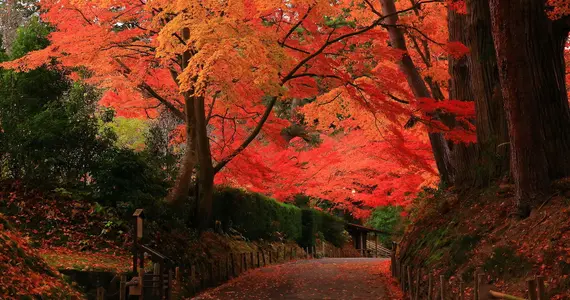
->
213 96 278 174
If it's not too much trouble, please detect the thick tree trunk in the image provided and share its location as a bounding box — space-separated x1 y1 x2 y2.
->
466 0 509 186
489 0 570 216
166 28 198 206
448 8 478 187
194 95 215 230
165 107 196 205
380 0 454 185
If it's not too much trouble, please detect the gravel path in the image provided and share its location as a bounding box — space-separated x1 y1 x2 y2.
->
193 258 393 300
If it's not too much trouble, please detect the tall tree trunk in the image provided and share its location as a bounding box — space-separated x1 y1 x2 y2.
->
489 0 570 216
466 0 509 186
165 97 196 205
380 0 455 185
194 94 215 230
166 28 198 206
448 7 478 187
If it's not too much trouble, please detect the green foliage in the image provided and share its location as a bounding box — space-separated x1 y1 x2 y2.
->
103 117 149 150
319 212 346 247
91 149 170 212
212 187 346 245
213 187 303 241
483 246 532 279
10 17 51 59
366 205 403 247
0 18 170 213
300 209 319 247
299 208 346 247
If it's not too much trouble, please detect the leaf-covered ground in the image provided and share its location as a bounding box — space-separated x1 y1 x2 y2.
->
398 182 570 299
194 258 403 300
0 214 83 299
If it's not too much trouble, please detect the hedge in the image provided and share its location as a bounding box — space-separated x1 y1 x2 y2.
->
213 187 302 241
213 187 345 246
299 209 346 248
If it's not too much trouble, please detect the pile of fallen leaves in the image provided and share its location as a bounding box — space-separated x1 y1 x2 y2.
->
0 214 84 299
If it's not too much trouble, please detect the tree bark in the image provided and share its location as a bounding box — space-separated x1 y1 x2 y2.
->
380 0 455 185
194 94 215 230
489 0 570 216
166 28 198 206
448 7 478 187
166 98 197 205
466 0 509 186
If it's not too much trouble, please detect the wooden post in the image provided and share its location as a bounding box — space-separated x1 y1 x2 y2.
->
269 251 272 264
231 253 237 277
97 287 106 300
536 276 546 300
152 262 159 295
360 231 365 257
407 266 413 297
375 233 378 258
478 274 485 300
190 264 196 293
209 262 214 286
132 209 144 273
427 272 432 300
242 253 247 271
262 251 266 266
391 242 396 271
401 264 407 292
414 269 420 300
218 259 222 282
119 274 126 300
474 273 479 300
250 252 254 269
168 269 173 300
138 267 144 300
527 278 538 300
459 279 464 300
174 267 181 300
439 275 445 300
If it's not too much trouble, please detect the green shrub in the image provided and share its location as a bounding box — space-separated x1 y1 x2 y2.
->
319 212 346 247
213 187 302 241
212 188 346 245
299 208 345 247
299 209 319 247
92 149 170 213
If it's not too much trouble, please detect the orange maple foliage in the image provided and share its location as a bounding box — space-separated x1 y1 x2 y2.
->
1 0 477 214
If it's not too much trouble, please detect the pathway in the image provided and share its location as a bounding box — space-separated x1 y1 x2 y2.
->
193 258 396 300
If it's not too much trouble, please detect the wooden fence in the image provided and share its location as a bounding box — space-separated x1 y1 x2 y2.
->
94 208 390 300
390 242 549 300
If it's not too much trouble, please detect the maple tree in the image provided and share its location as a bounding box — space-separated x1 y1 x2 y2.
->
3 0 461 225
4 0 569 222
